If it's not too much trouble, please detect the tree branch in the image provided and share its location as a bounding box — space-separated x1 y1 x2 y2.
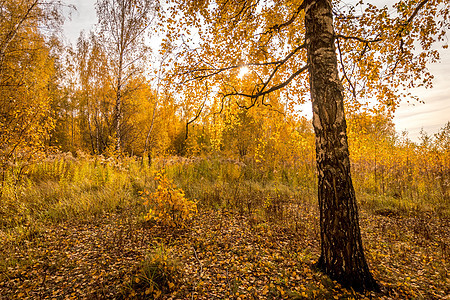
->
403 0 430 28
335 34 381 44
181 42 306 83
336 38 356 99
391 0 431 74
220 65 308 105
186 82 209 139
260 1 307 35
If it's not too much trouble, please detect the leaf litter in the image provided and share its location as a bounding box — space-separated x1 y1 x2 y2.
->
0 205 448 299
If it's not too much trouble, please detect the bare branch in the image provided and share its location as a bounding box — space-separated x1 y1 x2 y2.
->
185 82 209 140
181 42 306 83
187 83 208 127
220 65 308 102
336 38 356 99
336 34 381 44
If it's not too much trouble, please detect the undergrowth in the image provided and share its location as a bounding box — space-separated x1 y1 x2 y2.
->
0 154 152 233
125 243 182 298
0 153 449 299
1 153 448 235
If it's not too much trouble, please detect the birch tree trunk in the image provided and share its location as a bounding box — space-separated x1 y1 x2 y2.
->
96 0 157 154
304 0 379 291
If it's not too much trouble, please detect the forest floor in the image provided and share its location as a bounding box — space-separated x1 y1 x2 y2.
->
0 204 449 299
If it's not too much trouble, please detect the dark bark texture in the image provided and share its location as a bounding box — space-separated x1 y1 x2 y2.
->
304 0 379 291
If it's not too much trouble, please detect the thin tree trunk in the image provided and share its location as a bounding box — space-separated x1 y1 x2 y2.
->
115 1 126 153
115 52 123 152
87 114 96 155
95 109 100 154
116 80 122 152
304 0 379 291
143 104 156 164
71 110 74 150
144 62 164 164
374 142 377 193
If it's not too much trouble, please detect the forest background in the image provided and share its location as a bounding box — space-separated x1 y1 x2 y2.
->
0 0 449 299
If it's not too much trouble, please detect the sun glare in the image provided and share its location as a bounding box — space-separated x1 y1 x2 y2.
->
238 66 250 79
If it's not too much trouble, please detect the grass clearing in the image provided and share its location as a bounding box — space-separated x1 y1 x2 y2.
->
0 155 448 299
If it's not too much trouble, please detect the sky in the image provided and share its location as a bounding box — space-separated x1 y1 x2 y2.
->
63 0 450 142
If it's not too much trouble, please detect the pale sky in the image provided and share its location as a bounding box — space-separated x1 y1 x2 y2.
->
63 0 450 142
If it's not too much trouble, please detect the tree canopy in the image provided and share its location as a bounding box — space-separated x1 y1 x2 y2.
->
162 0 449 116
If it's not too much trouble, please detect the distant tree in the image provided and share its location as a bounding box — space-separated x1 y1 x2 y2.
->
74 32 114 154
95 0 160 152
0 0 67 179
432 122 450 202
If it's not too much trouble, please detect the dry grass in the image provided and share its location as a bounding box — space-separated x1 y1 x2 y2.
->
0 155 448 299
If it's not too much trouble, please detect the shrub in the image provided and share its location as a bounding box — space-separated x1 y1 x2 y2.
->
141 172 197 228
128 244 181 298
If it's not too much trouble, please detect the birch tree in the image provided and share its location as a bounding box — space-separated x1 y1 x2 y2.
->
95 0 159 152
164 0 450 291
0 0 66 177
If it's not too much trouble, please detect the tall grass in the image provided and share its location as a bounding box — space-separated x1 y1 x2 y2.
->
0 153 155 232
1 152 448 240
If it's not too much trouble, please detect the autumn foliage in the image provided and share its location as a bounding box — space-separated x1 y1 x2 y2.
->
1 0 450 298
141 172 197 228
